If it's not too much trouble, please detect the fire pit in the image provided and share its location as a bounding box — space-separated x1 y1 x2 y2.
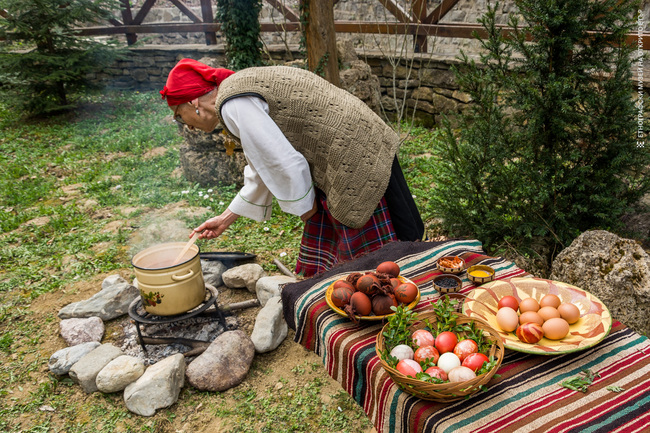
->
121 283 260 365
128 284 225 355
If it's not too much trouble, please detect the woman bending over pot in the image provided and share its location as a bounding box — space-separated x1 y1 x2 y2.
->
160 59 424 278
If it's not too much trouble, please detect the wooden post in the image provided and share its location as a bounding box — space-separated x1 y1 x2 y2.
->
412 0 427 53
301 0 340 87
120 0 137 45
199 0 217 45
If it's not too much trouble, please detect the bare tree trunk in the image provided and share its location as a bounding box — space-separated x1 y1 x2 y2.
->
301 0 340 86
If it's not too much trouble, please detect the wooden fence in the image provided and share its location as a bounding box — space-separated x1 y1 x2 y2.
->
74 0 650 51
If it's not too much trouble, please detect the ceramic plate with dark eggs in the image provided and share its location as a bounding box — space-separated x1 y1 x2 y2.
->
325 273 421 322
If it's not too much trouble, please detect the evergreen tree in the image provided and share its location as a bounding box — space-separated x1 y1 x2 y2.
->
432 0 650 264
0 0 123 115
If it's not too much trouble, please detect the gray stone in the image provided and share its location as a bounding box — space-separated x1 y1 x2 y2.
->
185 330 255 392
550 230 650 336
256 275 297 307
222 264 267 293
340 60 382 114
451 90 473 103
250 296 288 353
201 260 227 288
178 127 247 188
96 355 146 393
124 354 185 416
58 282 139 321
419 68 458 89
431 93 459 113
60 317 105 346
48 342 101 376
102 275 128 290
411 86 434 102
69 344 124 393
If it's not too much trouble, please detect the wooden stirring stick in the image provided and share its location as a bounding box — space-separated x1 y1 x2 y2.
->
171 231 199 266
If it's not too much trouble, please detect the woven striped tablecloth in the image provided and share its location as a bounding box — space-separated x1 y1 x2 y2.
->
281 240 650 433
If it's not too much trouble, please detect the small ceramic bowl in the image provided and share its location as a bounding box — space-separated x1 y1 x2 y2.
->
433 273 462 294
437 256 465 274
467 265 495 285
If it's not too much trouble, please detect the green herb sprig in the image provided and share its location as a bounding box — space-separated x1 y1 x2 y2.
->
561 369 600 393
430 295 464 335
381 305 418 366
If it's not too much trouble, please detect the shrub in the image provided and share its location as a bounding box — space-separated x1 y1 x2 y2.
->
431 0 650 264
216 0 264 70
0 0 124 115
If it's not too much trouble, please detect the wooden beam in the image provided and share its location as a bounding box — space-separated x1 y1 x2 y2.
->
132 0 157 26
109 18 123 27
377 0 413 24
412 0 428 52
169 0 203 23
76 21 650 51
199 0 216 45
426 0 461 24
265 0 300 22
119 0 137 45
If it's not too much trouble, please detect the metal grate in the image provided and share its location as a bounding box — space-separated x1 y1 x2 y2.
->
128 285 226 353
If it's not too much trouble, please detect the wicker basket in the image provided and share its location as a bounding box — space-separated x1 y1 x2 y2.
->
375 311 505 402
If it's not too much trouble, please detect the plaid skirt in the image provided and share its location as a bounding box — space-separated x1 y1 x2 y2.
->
295 190 397 278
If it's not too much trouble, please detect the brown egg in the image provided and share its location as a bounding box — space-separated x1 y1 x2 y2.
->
542 318 570 340
519 311 544 326
538 306 561 322
496 307 519 332
557 303 581 324
394 283 418 304
376 261 400 278
540 294 562 309
519 298 540 313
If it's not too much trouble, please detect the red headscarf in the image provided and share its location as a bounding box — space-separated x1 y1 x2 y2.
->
160 59 235 106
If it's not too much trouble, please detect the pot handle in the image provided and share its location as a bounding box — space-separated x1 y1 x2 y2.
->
171 269 194 282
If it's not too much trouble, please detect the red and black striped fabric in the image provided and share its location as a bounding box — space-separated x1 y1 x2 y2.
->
280 240 650 433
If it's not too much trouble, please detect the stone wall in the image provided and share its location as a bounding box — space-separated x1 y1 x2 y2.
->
92 43 470 127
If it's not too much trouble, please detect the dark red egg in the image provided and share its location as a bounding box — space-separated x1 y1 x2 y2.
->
390 278 401 289
372 293 398 316
331 283 355 308
394 283 418 304
356 274 380 296
333 279 355 292
376 261 400 278
349 291 372 316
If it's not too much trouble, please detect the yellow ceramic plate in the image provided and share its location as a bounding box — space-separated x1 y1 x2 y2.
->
326 275 420 321
461 277 612 355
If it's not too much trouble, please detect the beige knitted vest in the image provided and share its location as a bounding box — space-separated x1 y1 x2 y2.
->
215 66 400 229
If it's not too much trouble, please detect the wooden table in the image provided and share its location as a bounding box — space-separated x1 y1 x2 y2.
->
281 240 650 433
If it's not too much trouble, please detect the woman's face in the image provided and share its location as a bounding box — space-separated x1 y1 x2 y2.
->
171 101 218 132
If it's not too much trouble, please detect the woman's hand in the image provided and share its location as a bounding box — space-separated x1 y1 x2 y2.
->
191 209 240 240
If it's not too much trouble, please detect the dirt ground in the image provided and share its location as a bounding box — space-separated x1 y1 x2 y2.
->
18 204 377 433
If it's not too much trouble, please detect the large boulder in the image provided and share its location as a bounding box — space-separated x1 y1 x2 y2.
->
550 230 650 336
338 40 381 114
185 330 255 392
58 281 139 321
123 354 185 416
178 126 247 188
222 263 267 293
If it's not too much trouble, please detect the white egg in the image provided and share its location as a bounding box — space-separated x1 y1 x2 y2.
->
437 352 461 373
390 344 415 361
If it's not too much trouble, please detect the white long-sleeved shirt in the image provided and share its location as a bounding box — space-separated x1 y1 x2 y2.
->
220 96 316 221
